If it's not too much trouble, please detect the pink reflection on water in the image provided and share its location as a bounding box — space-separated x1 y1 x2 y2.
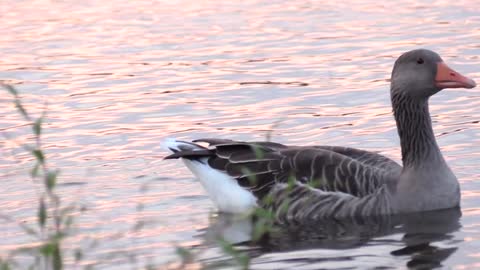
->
0 0 480 267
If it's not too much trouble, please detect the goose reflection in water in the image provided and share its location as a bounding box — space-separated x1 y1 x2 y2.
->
199 208 461 269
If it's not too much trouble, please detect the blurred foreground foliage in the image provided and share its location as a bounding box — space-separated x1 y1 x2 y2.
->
0 84 277 270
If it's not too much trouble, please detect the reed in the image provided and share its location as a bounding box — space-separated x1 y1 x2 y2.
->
1 84 276 270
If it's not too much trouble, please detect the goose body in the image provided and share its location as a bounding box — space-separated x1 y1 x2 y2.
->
164 49 476 221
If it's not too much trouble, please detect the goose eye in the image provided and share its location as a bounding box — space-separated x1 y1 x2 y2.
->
416 58 424 64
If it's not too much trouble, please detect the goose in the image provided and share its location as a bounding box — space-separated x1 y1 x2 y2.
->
163 49 476 221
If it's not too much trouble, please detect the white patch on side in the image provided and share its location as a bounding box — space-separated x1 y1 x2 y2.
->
182 158 257 214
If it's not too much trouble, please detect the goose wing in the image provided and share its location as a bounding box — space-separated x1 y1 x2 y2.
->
312 145 402 172
269 182 392 222
182 139 399 200
194 139 401 172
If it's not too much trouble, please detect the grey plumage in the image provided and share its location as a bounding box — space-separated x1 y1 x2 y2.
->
165 139 400 221
164 49 476 222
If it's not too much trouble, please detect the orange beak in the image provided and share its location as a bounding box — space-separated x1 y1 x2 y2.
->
435 62 476 89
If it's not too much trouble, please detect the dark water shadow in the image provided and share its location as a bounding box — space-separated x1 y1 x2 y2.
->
200 208 461 269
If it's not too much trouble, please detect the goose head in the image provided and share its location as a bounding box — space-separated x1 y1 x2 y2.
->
391 49 476 99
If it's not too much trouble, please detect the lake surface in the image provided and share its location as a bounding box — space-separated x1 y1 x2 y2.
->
1 0 480 269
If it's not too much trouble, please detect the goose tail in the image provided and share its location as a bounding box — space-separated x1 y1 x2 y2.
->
162 138 211 160
162 138 258 214
162 138 206 153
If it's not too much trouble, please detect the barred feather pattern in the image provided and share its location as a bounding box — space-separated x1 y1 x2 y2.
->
192 140 399 198
312 146 401 174
162 138 401 219
269 183 393 224
391 91 441 168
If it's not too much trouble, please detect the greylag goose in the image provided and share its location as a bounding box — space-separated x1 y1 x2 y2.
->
164 49 476 220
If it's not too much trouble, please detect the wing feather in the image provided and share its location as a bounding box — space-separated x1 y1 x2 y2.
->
168 138 400 202
269 183 392 223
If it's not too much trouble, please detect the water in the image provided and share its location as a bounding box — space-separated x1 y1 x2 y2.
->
1 0 480 268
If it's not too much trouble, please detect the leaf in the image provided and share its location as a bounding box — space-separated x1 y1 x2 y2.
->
52 243 62 270
2 84 18 96
287 174 296 191
38 198 46 228
252 209 276 238
52 230 67 241
240 167 257 185
252 145 264 160
14 99 30 121
217 238 250 269
39 241 57 256
30 163 40 178
308 178 322 188
32 150 45 164
251 207 276 241
278 199 290 217
74 249 83 262
261 193 274 206
0 259 12 270
265 119 283 142
175 246 193 263
64 216 74 229
39 241 62 269
33 118 43 136
46 171 58 191
217 238 235 255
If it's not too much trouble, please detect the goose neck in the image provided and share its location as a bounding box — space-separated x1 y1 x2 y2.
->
391 91 444 169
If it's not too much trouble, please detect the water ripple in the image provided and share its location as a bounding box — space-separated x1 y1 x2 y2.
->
0 0 479 268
